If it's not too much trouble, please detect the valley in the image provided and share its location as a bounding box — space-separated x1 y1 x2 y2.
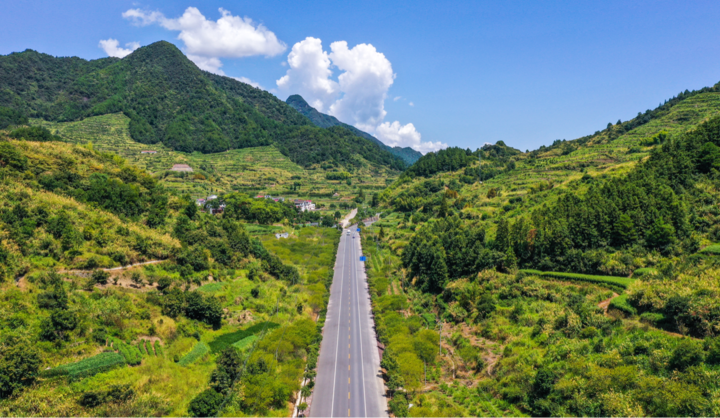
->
2 38 720 418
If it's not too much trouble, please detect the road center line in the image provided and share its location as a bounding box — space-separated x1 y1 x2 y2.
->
352 233 368 417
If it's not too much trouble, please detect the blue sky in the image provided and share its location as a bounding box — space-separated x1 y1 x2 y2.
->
2 0 720 153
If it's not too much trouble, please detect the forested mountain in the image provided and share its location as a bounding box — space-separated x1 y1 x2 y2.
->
0 41 405 170
360 80 720 417
286 94 422 164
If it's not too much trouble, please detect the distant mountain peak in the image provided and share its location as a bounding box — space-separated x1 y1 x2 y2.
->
286 94 422 165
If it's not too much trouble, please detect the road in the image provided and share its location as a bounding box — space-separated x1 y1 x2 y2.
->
310 226 387 417
340 208 357 228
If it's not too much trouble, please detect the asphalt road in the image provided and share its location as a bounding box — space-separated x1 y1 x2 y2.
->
310 226 387 417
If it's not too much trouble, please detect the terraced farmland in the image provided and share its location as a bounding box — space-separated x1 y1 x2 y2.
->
33 113 398 201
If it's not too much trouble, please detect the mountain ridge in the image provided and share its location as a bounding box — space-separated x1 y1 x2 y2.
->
0 41 406 171
286 94 423 164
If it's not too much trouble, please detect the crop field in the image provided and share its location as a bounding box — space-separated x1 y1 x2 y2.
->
178 342 210 366
520 269 634 291
32 113 398 201
43 352 126 380
207 322 278 353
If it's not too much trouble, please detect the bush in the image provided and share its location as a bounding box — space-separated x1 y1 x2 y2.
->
640 312 665 326
0 337 41 398
9 126 61 142
154 341 164 358
388 392 409 417
609 294 637 316
188 388 223 417
669 339 704 370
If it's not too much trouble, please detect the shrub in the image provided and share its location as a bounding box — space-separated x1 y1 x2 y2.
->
609 294 637 316
669 339 704 370
154 341 164 358
640 312 665 326
0 337 41 398
188 388 223 417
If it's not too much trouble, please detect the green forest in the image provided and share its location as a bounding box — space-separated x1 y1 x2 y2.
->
0 42 405 170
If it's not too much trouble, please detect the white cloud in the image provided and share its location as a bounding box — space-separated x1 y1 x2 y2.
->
98 39 140 58
409 102 414 107
234 76 263 89
327 41 394 132
123 7 285 58
121 7 284 83
186 54 224 73
276 37 339 112
276 38 441 153
376 121 447 154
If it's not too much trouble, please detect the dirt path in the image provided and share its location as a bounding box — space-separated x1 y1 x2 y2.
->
598 292 619 313
16 259 167 290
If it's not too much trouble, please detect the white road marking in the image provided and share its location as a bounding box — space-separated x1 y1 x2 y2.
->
351 234 368 417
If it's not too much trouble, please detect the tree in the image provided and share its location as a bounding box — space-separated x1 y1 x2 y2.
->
647 218 675 249
334 211 341 221
188 388 223 417
613 213 637 246
698 142 720 173
130 271 144 287
414 329 439 363
486 188 497 199
495 217 510 252
669 339 703 370
210 348 242 394
0 336 41 398
298 402 308 415
37 282 68 310
91 269 110 285
185 199 198 219
396 352 423 392
39 309 78 341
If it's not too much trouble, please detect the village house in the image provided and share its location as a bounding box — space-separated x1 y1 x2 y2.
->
275 232 289 239
141 150 157 154
294 199 315 212
171 164 193 172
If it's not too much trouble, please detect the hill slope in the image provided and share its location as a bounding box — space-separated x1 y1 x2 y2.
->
286 94 422 164
0 131 337 416
0 41 405 171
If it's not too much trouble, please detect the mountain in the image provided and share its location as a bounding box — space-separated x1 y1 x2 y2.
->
0 41 405 171
362 81 720 417
286 94 423 165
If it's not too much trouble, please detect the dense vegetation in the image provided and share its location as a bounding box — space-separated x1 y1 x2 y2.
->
0 42 405 171
0 132 336 415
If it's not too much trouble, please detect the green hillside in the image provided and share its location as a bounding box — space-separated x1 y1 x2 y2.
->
286 94 422 164
0 41 405 171
0 131 338 416
360 81 720 417
32 113 397 209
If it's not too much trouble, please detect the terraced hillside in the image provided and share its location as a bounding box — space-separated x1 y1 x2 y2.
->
33 113 397 204
0 133 340 417
383 87 720 224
